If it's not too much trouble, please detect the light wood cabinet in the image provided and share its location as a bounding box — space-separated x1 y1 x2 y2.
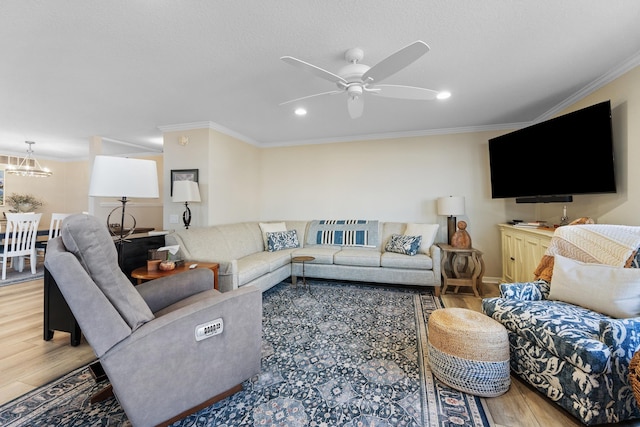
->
498 224 554 283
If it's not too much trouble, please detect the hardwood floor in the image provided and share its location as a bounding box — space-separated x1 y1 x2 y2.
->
0 279 95 405
0 278 638 426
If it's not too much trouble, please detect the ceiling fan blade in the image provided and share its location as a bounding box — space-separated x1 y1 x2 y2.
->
279 90 343 106
347 96 364 119
372 84 439 100
362 40 430 84
281 56 347 85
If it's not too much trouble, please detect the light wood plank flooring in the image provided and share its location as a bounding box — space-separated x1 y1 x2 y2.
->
1 278 638 426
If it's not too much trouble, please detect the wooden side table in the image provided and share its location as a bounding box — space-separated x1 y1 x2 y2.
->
131 262 219 290
437 244 485 297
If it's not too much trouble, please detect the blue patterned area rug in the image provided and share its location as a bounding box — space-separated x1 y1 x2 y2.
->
0 280 493 426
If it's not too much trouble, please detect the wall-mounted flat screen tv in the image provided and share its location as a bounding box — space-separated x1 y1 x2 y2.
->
488 100 616 203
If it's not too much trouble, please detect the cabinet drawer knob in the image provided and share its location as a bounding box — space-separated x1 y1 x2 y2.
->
510 257 515 261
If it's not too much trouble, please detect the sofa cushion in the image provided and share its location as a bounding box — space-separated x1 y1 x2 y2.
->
334 248 381 267
380 252 433 270
291 246 341 264
404 223 439 254
482 297 611 374
267 230 300 252
61 214 154 330
385 234 422 256
217 222 264 259
259 222 287 250
247 249 294 273
549 254 640 318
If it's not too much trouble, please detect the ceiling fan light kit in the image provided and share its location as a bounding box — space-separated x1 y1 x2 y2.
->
281 40 449 119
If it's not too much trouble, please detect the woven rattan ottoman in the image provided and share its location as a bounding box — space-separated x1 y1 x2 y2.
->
427 307 510 397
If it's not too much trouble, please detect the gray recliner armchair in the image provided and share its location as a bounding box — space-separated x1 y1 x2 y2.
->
44 214 262 427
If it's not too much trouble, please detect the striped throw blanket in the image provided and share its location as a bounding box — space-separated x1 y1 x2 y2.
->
307 220 379 247
534 224 640 282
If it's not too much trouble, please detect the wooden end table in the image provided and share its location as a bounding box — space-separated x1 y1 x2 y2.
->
131 262 219 290
437 244 485 297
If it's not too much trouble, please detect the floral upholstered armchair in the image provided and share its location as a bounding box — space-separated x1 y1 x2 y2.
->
483 224 640 425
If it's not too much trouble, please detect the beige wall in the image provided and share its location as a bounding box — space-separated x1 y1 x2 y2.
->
1 159 89 230
258 131 508 280
162 127 260 228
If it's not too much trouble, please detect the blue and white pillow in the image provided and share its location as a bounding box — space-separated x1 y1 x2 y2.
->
267 230 300 252
385 234 422 256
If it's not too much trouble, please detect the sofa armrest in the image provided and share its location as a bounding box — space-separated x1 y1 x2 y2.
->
430 244 441 282
136 269 215 313
600 318 640 357
499 280 550 300
100 285 262 426
600 317 640 401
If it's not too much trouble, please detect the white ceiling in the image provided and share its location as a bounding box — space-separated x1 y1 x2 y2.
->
2 1 640 161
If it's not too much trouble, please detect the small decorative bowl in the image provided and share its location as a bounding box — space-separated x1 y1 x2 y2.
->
159 261 176 271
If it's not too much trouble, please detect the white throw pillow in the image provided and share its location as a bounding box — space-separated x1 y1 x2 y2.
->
549 254 640 318
404 223 439 255
259 222 287 250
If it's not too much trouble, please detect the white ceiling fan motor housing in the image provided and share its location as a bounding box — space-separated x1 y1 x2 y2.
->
339 48 370 84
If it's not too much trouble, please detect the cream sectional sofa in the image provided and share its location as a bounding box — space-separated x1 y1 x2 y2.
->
164 220 442 295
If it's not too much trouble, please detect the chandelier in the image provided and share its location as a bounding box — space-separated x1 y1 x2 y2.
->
6 141 53 178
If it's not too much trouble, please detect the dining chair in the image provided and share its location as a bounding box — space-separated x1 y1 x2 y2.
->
1 213 42 280
36 213 72 259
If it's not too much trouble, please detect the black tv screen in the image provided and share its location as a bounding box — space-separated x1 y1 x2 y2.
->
488 100 616 203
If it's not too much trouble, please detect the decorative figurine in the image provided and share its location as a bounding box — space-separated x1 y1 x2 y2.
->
159 260 176 271
451 220 472 248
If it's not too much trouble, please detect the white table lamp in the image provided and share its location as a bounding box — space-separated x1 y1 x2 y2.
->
437 196 465 245
89 155 159 246
172 180 201 229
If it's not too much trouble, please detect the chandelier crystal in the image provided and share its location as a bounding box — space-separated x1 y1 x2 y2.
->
6 141 53 178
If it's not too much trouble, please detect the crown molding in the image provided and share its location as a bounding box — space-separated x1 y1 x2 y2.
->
535 49 640 123
157 121 260 146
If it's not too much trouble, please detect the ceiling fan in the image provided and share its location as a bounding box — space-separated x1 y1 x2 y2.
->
280 40 447 119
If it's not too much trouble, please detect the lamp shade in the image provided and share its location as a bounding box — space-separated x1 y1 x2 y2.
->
89 156 159 198
172 180 201 203
437 196 465 216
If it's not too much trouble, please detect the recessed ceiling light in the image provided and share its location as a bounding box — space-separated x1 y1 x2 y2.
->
294 107 307 116
437 91 451 100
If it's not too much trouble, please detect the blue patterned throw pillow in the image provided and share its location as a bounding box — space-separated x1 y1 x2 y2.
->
385 234 422 256
267 230 300 252
631 249 640 268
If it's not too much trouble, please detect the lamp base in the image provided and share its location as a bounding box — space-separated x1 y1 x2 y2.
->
106 198 137 242
447 216 456 245
182 202 192 229
106 197 136 268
